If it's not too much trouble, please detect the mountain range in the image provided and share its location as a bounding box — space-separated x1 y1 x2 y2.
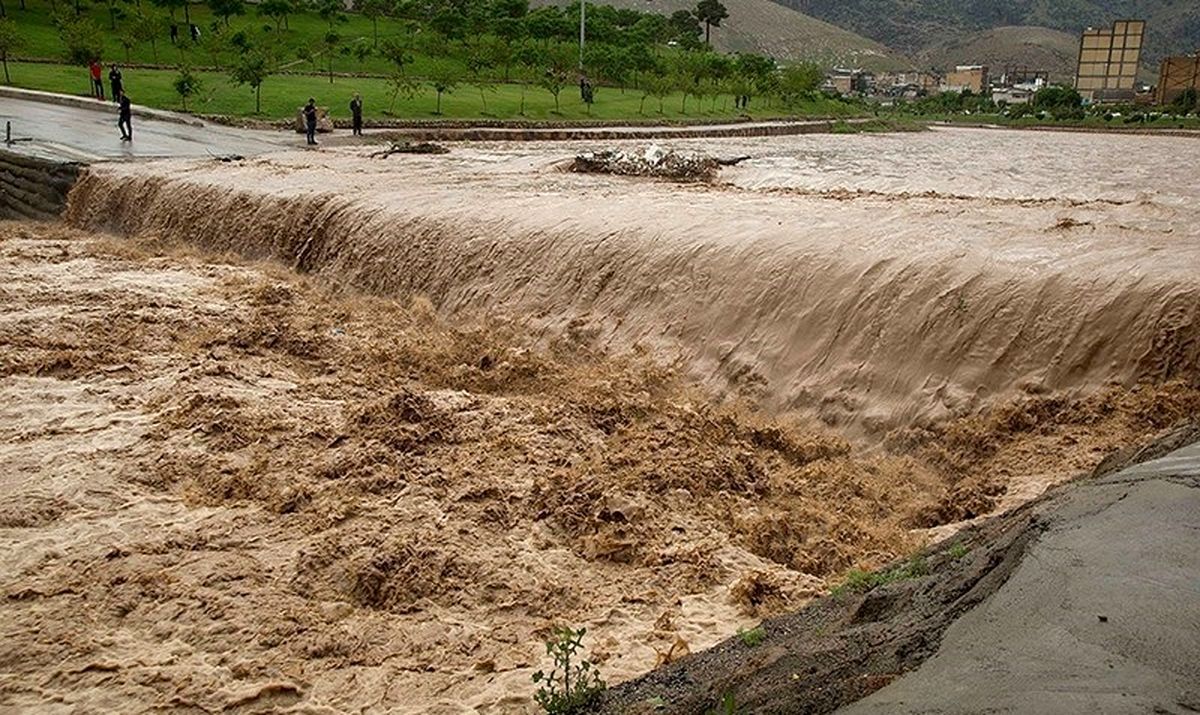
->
550 0 1200 77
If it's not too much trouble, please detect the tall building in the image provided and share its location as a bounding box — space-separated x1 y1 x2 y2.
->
1156 53 1200 106
942 65 989 94
1075 20 1145 103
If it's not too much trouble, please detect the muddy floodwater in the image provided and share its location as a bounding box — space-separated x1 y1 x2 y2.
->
2 127 1199 714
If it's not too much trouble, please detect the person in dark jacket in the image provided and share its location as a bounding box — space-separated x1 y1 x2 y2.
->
349 93 363 136
303 98 319 145
108 65 124 102
118 91 133 141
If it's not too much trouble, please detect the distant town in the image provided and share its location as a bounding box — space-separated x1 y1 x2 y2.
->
823 20 1199 111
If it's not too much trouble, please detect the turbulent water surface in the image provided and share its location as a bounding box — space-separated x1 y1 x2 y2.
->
2 126 1197 714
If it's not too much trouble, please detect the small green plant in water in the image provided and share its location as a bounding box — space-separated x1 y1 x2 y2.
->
737 625 766 647
831 555 929 596
532 626 606 715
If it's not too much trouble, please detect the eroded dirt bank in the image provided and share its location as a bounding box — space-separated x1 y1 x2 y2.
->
3 220 1197 713
62 131 1200 440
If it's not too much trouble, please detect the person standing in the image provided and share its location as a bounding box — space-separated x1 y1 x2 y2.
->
109 65 124 103
89 60 105 100
190 23 201 43
303 98 319 145
170 22 179 45
349 93 363 136
118 91 133 142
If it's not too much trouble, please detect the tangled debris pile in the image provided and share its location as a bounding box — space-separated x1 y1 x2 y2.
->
569 144 721 182
369 141 451 159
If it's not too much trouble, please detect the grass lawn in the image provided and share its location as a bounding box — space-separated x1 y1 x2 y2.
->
7 60 862 122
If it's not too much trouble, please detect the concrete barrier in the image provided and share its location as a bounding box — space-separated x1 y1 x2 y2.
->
0 149 84 221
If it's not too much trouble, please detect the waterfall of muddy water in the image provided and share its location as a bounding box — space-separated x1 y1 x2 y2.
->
66 128 1200 436
5 128 1198 715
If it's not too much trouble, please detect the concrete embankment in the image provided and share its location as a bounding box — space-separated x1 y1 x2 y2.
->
0 149 83 221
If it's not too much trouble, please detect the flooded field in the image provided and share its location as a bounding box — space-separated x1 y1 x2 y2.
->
2 127 1199 713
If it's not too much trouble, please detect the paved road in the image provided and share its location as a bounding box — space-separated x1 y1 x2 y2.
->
0 96 293 162
839 442 1200 715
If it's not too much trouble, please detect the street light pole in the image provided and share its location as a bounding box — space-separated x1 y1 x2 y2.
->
579 0 586 70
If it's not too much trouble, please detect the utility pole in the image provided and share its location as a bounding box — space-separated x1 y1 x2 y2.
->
579 0 586 70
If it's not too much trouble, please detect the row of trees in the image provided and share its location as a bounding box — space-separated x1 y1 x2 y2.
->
33 0 834 117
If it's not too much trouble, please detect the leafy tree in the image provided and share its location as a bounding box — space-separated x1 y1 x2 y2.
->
209 0 243 26
355 0 388 46
776 62 822 107
129 6 166 62
1169 87 1197 115
667 9 701 48
150 0 187 22
257 0 292 32
643 70 672 113
172 64 201 109
1032 84 1083 120
525 5 569 45
0 18 22 84
694 0 727 46
100 0 126 31
230 47 272 113
465 38 498 113
57 15 104 66
427 59 457 114
320 29 340 82
537 43 574 113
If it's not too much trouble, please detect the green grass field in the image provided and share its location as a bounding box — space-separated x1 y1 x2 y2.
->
3 0 865 121
8 60 861 121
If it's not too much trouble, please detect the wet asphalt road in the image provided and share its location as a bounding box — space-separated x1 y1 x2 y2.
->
0 96 292 162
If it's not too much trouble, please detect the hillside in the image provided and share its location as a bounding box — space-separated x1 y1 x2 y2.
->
774 0 1200 68
532 0 912 70
917 26 1080 81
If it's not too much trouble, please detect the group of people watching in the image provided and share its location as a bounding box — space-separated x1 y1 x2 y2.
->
88 60 133 142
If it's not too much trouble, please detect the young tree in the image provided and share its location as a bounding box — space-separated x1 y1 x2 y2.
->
427 59 457 115
209 0 243 26
465 39 498 114
537 43 573 114
320 29 340 82
231 48 271 113
257 0 292 32
0 18 22 84
172 64 201 109
355 0 388 47
57 16 104 67
101 0 125 31
775 62 822 107
130 6 166 62
667 10 701 48
642 70 672 114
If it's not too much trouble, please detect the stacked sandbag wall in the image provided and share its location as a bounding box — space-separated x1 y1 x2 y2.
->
0 150 84 221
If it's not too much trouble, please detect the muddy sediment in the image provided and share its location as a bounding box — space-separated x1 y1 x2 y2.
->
3 127 1200 713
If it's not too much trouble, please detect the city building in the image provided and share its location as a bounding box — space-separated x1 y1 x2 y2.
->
1156 53 1200 106
993 87 1035 105
824 68 871 96
942 65 989 94
1075 20 1145 103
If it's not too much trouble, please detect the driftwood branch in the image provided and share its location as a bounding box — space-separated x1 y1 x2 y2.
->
715 155 752 166
369 142 450 159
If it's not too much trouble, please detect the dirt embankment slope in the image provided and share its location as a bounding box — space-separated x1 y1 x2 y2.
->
2 220 1197 713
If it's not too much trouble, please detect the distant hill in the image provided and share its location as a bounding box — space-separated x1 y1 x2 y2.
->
773 0 1200 68
917 26 1080 81
531 0 912 70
